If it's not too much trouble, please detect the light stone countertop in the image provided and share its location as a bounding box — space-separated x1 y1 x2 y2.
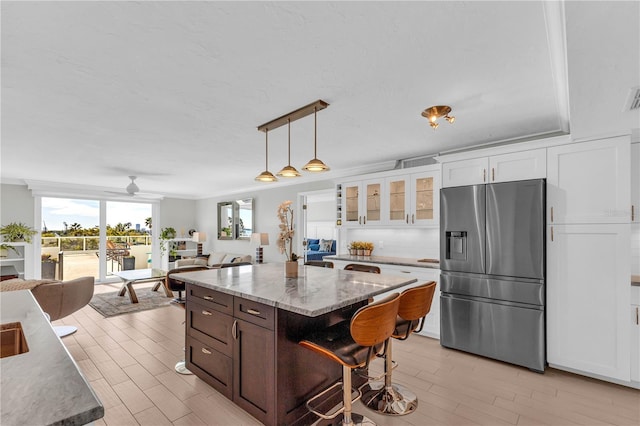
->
0 290 104 426
324 254 440 269
172 262 418 317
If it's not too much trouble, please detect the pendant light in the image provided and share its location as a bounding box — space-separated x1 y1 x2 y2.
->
277 118 301 178
255 129 278 182
302 107 330 172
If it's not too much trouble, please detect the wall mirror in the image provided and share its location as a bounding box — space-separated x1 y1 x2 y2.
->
235 198 254 240
218 198 254 240
218 201 234 240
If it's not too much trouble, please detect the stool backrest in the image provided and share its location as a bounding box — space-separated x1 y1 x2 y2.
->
398 281 437 321
305 260 334 268
350 293 400 347
344 264 381 274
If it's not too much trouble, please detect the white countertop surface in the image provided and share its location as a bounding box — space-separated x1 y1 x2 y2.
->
0 290 103 426
172 262 417 317
324 254 440 269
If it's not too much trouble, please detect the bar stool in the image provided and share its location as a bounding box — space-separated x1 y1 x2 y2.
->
361 281 437 416
305 260 334 268
344 264 381 274
299 292 401 426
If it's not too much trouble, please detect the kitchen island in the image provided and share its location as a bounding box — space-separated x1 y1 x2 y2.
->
0 290 104 426
173 262 417 426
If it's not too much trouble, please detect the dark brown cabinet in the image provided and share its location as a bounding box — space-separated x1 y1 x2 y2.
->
185 283 364 426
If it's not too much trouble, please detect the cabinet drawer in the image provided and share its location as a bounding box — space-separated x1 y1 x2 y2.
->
234 298 275 330
187 299 233 356
186 335 232 399
187 284 233 315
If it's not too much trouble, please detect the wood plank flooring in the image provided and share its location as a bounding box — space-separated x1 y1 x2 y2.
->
54 283 639 426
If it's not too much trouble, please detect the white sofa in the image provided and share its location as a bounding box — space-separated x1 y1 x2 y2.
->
174 252 252 269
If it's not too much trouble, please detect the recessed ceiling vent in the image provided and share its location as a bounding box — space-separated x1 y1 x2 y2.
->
397 155 437 169
624 86 640 111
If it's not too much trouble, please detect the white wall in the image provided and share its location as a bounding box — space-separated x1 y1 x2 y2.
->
195 180 334 263
159 198 197 237
1 183 35 228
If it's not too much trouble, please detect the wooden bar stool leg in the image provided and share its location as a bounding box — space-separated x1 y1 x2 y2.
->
361 339 418 416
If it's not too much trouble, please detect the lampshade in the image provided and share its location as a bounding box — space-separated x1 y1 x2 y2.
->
251 232 269 246
192 232 207 243
255 129 278 182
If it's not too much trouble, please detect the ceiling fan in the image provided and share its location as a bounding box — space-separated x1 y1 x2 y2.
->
105 176 162 199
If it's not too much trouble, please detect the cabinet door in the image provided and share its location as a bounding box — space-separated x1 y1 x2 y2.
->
547 224 630 381
489 148 546 182
363 179 383 226
233 319 275 425
631 143 639 223
547 136 631 224
386 175 411 225
343 181 362 227
411 171 439 226
442 157 488 187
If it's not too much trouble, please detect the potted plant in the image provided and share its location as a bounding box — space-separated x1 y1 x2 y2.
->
0 243 20 258
0 221 38 243
159 227 176 257
362 242 374 256
41 253 58 279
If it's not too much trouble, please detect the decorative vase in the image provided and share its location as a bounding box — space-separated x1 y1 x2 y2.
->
363 249 371 256
285 261 298 278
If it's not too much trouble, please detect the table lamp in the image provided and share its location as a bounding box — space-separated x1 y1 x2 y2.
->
192 232 207 256
251 233 269 264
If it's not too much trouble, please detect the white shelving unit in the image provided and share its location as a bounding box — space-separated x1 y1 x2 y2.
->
162 238 198 270
0 242 34 280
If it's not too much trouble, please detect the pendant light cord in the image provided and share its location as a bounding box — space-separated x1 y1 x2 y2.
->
314 107 318 158
288 118 291 165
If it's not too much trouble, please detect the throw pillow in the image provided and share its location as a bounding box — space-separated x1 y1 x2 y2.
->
308 244 320 251
306 238 320 245
320 239 333 252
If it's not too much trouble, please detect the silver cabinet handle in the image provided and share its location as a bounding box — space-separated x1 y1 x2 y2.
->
551 226 554 242
483 169 486 182
406 214 409 224
202 310 212 316
232 320 238 340
636 307 639 325
492 168 495 181
632 205 635 222
201 347 212 355
550 207 554 222
359 216 361 225
412 214 415 224
363 216 366 224
203 295 213 301
247 308 261 316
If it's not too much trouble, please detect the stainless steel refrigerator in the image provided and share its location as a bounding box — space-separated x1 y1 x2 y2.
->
440 179 546 372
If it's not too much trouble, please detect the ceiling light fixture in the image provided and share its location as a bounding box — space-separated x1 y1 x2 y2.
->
421 105 455 130
255 129 278 182
276 118 301 178
257 99 329 179
302 107 330 172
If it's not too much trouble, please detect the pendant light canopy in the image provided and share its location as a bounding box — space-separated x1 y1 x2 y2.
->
302 107 330 172
255 129 278 182
277 119 301 178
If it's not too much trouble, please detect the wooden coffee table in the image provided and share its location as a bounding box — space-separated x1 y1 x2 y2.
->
112 269 170 303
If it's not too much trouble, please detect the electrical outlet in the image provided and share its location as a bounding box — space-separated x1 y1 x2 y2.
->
378 240 384 249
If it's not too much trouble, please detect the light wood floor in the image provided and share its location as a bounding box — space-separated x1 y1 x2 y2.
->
55 283 639 426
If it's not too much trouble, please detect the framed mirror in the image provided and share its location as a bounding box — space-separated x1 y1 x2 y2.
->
235 198 254 240
218 201 234 240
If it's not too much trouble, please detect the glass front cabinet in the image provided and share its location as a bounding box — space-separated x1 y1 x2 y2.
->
340 166 439 228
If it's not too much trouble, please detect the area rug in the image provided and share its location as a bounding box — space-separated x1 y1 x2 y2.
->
89 288 172 317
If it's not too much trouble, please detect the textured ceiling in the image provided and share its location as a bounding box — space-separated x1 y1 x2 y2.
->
1 1 633 199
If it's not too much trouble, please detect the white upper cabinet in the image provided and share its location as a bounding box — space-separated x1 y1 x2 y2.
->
442 148 546 187
342 179 384 227
631 143 639 223
489 149 547 183
385 169 439 226
547 135 631 224
442 157 489 187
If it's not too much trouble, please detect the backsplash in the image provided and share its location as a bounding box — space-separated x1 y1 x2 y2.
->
338 227 440 260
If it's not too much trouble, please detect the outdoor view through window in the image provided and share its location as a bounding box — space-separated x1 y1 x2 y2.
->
41 198 152 282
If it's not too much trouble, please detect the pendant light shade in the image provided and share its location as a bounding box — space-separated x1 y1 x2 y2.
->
255 129 278 182
277 119 301 178
302 107 330 172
